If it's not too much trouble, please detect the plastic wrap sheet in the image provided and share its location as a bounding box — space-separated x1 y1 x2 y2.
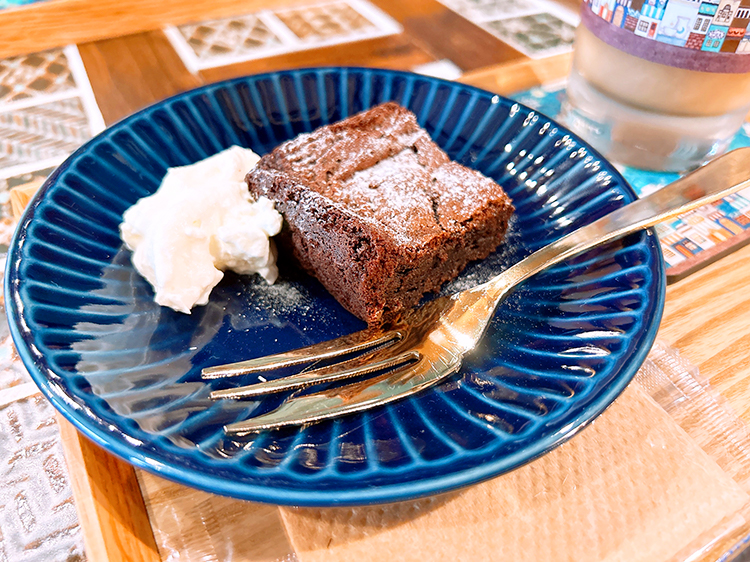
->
138 341 750 562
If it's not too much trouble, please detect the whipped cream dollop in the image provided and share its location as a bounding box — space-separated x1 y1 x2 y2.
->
119 146 283 314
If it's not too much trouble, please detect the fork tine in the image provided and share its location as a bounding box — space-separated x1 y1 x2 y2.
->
201 327 402 379
209 350 420 400
222 352 462 435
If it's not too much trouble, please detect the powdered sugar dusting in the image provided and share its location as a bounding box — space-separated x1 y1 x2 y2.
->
260 102 514 246
441 216 525 294
248 102 516 322
432 163 507 219
336 149 436 244
236 276 312 318
347 148 425 187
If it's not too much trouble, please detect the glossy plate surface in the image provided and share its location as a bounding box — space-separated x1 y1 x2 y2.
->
5 68 665 506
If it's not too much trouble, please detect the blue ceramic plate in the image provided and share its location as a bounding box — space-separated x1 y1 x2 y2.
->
5 68 665 506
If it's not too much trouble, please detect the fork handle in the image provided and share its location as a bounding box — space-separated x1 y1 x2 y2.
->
485 147 750 293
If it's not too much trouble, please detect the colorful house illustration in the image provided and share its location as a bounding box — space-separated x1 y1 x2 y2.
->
601 0 617 20
589 0 611 19
737 28 750 50
585 0 750 51
625 0 647 30
612 0 633 26
714 0 739 23
703 24 729 49
686 1 720 48
702 0 739 49
721 0 750 50
656 0 702 45
634 0 670 38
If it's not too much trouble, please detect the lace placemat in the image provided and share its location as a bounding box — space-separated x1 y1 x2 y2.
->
0 260 86 560
0 42 104 560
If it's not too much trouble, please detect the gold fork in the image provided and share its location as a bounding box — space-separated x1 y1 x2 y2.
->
203 147 750 436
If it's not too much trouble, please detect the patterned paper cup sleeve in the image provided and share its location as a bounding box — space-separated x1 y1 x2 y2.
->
581 0 750 73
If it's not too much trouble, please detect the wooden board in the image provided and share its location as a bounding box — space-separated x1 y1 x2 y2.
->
77 31 201 124
459 53 572 96
0 0 311 58
399 8 524 71
199 33 436 85
658 241 750 422
58 415 161 562
198 0 522 84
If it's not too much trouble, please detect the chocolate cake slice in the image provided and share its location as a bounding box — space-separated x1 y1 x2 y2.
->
247 102 514 325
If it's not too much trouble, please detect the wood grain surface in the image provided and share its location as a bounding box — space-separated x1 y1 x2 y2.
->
77 31 201 124
397 6 524 71
198 0 522 84
198 33 436 85
460 53 573 96
659 242 750 422
58 416 161 562
0 0 311 58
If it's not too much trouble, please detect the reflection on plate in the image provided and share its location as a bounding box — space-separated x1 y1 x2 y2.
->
5 68 664 506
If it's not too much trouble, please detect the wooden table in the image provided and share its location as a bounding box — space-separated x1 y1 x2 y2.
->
2 0 750 560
